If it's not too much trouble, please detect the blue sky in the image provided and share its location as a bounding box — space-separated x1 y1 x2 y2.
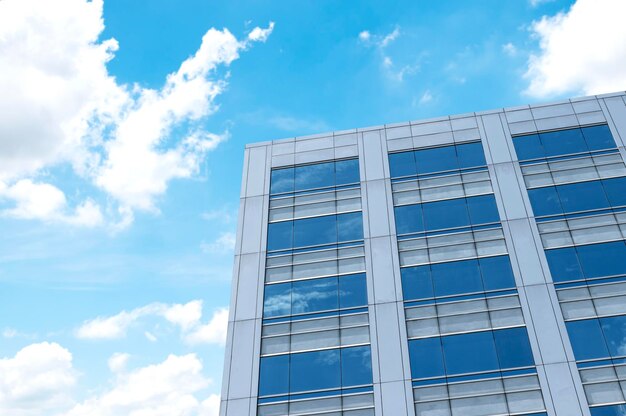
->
1 0 625 414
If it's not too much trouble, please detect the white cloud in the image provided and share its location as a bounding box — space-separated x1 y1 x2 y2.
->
419 90 433 105
3 328 18 338
76 301 228 345
380 27 400 48
358 26 400 48
502 42 518 57
358 30 371 42
0 342 76 415
525 0 626 98
107 353 130 374
529 0 556 7
0 0 273 228
201 232 236 254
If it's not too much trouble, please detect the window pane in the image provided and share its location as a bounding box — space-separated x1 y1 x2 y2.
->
528 187 563 217
566 319 610 360
389 152 417 178
545 247 583 282
268 221 294 251
395 204 424 234
456 142 487 169
271 168 295 194
494 327 535 369
577 241 626 278
339 273 368 308
600 315 626 357
423 198 470 231
514 134 544 161
432 259 483 297
415 146 459 174
264 283 292 318
341 346 373 386
290 349 341 392
467 195 500 225
401 265 434 300
260 355 289 396
295 162 334 191
409 337 445 379
556 181 609 213
582 125 616 151
294 215 337 247
335 159 360 185
590 404 626 416
292 277 338 314
442 331 499 375
337 212 364 242
540 128 587 157
602 177 626 207
479 256 516 291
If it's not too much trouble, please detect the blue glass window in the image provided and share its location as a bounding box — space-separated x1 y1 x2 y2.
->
467 194 500 225
513 134 544 161
577 241 626 278
442 331 499 375
456 142 487 169
295 162 334 191
271 168 295 194
292 277 338 314
556 180 609 213
263 283 292 318
401 265 433 300
545 247 583 283
540 128 587 157
259 355 289 396
591 405 626 416
408 337 445 379
337 212 364 241
600 315 626 357
479 256 516 291
267 221 293 251
394 204 424 235
290 349 341 393
294 215 337 248
602 177 626 207
341 346 373 386
528 186 563 217
335 159 360 185
566 319 610 360
339 273 368 308
494 327 534 369
389 152 416 178
432 259 483 297
423 198 469 231
582 125 616 151
415 146 458 174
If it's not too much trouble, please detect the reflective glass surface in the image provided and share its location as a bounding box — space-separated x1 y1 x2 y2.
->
467 194 500 225
415 146 458 174
259 355 289 396
270 159 360 195
442 331 499 374
337 212 364 241
545 247 583 283
602 176 626 207
401 265 434 300
290 349 341 392
576 241 626 279
456 142 487 169
295 162 334 191
556 181 609 213
294 215 337 247
338 273 368 308
590 405 626 416
268 221 294 251
528 187 563 217
566 319 610 360
292 278 338 314
422 198 470 231
479 256 516 291
341 346 373 386
540 128 587 157
493 327 534 369
581 124 616 151
514 134 544 161
409 337 445 378
389 152 416 178
388 142 487 178
431 259 483 297
335 159 360 186
271 168 295 194
394 204 424 234
600 315 626 357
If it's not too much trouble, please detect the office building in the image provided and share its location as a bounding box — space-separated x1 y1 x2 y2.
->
220 91 626 416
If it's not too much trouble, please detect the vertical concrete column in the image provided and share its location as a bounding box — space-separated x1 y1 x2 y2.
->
359 127 415 416
601 94 626 163
480 112 589 416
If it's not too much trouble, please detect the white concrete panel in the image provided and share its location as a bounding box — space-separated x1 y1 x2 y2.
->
604 96 626 147
334 132 358 146
508 120 537 136
245 146 268 198
480 113 513 164
524 284 568 364
380 380 412 416
516 288 544 366
576 111 606 125
410 119 452 136
240 196 264 255
272 141 294 156
294 148 335 164
221 320 235 398
386 125 412 140
569 361 592 416
227 319 256 399
373 383 384 415
369 236 398 303
543 362 587 416
491 162 530 220
387 137 413 152
219 400 227 416
240 149 250 199
334 144 358 159
365 180 392 238
229 256 241 323
412 131 454 148
531 103 575 119
362 130 386 181
234 253 261 321
506 218 546 286
374 302 406 383
368 305 381 383
572 99 601 113
535 365 557 416
235 198 245 256
505 109 533 123
295 135 333 152
271 154 295 167
534 115 579 131
452 128 480 143
450 116 478 131
224 397 251 416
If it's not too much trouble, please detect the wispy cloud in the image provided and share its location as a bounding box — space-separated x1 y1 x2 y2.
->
201 232 236 254
502 42 518 57
358 25 421 82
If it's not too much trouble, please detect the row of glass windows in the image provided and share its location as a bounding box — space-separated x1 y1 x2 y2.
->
528 177 626 217
579 363 626 408
401 255 516 300
263 273 367 318
268 212 364 251
566 315 626 361
537 211 626 250
513 125 616 161
545 241 626 283
389 142 487 178
591 404 626 416
258 391 375 416
258 346 373 396
559 279 626 321
408 327 535 379
270 159 360 195
395 195 500 235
